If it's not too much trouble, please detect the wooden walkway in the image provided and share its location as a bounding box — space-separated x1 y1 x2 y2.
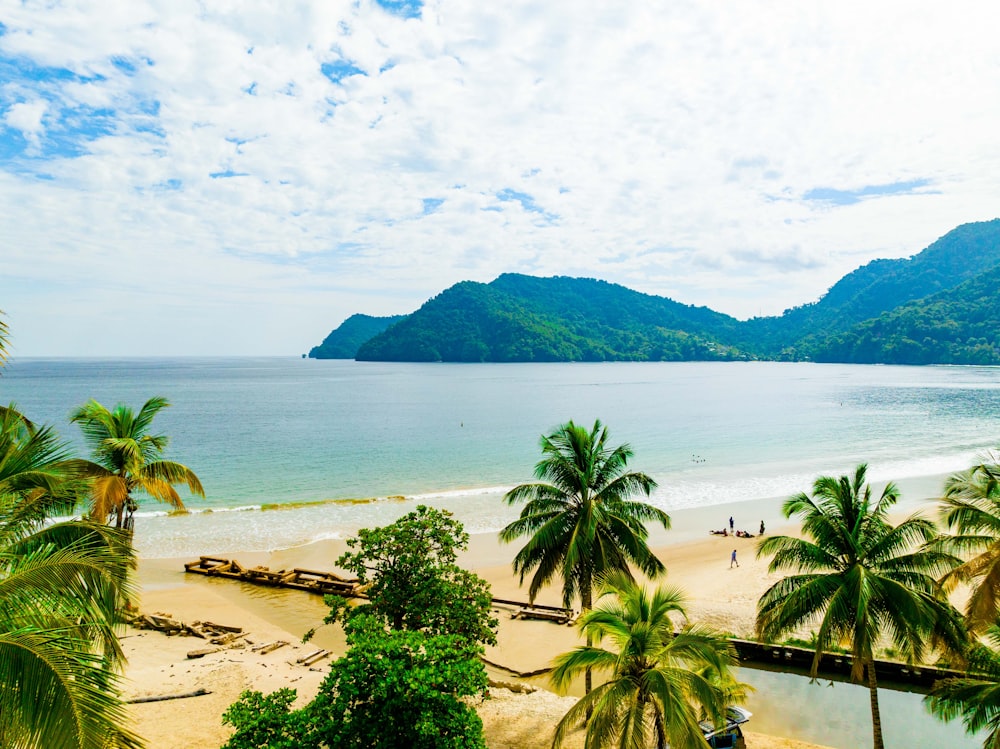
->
183 556 576 624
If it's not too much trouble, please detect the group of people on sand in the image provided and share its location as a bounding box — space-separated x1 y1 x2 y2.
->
710 517 765 538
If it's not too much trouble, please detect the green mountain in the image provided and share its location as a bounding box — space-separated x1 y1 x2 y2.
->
743 218 1000 355
311 219 1000 365
808 264 1000 364
355 276 749 362
310 314 406 359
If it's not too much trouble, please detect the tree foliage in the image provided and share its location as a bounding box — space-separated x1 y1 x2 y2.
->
221 689 310 749
926 621 1000 749
69 397 204 531
933 456 1000 634
501 419 668 701
550 570 743 749
222 508 493 749
756 464 967 749
309 612 488 749
500 419 668 610
0 396 142 747
337 505 497 646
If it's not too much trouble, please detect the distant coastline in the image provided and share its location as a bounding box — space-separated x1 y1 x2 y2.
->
311 220 1000 365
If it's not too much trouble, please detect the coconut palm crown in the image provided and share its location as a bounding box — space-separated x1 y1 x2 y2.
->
934 456 1000 634
756 463 966 749
926 618 1000 749
550 570 741 749
0 405 143 749
70 397 204 531
500 419 669 611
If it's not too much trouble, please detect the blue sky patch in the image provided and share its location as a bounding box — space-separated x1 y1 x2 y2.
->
0 50 167 167
804 178 932 206
110 56 138 75
321 60 365 84
0 99 119 163
497 187 544 213
0 54 104 85
373 0 423 19
421 197 444 215
494 188 558 225
496 188 544 213
209 169 250 179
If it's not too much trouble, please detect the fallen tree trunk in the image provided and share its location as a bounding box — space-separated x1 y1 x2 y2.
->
128 688 212 704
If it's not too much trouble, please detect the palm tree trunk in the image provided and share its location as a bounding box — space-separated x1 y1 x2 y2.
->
583 575 593 722
653 703 666 749
866 660 885 749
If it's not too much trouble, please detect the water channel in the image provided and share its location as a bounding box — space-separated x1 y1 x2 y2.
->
742 667 980 748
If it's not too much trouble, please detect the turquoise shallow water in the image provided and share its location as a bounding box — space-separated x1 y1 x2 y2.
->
4 357 1000 557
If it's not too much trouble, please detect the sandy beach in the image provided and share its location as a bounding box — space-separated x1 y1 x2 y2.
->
122 488 950 748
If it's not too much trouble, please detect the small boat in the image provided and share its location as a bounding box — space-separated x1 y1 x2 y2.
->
700 706 752 749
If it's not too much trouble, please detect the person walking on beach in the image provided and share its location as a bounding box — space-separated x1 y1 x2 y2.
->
730 548 739 568
729 516 734 532
759 520 765 536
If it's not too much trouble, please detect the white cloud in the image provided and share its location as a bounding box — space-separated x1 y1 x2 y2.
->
0 0 999 355
3 99 48 150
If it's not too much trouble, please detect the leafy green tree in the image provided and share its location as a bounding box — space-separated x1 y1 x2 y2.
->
221 610 489 749
0 407 142 749
925 620 1000 749
223 509 495 749
221 689 312 749
756 464 966 749
337 505 497 646
70 397 204 531
551 570 740 749
500 419 669 697
934 457 1000 633
309 611 488 749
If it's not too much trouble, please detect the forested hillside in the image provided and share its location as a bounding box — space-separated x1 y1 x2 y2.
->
807 265 1000 364
310 314 406 359
356 277 749 362
742 218 1000 355
311 219 1000 365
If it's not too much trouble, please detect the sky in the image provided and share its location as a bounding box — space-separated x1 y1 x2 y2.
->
1 1 998 357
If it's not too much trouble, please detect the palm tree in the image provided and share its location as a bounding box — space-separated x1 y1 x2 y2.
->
70 397 204 531
550 570 741 749
934 456 1000 634
0 311 8 367
925 619 1000 749
500 419 669 698
756 464 966 749
0 406 143 749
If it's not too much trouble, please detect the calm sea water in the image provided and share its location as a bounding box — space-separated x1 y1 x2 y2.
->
4 357 1000 558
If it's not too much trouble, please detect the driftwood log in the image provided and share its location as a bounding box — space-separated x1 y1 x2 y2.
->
253 640 288 655
128 688 211 704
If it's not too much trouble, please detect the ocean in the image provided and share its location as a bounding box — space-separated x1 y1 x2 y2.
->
4 357 1000 558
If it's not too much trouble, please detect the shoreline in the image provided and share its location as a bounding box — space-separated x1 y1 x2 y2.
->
124 473 957 748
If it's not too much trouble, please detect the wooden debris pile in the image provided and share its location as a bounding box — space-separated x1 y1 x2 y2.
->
183 558 577 627
184 556 361 597
488 678 538 695
491 598 576 625
128 612 245 641
126 612 256 659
